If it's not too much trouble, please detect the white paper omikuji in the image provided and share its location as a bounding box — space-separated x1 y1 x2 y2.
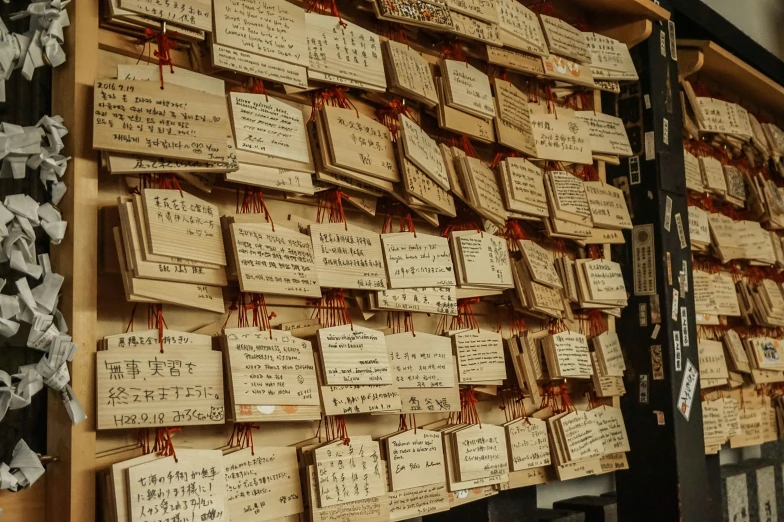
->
0 0 71 100
0 113 81 427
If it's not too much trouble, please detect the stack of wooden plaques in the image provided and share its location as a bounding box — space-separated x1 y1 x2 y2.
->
309 222 388 291
513 239 565 319
698 339 730 388
226 91 316 195
221 327 322 422
703 397 741 452
396 114 457 218
492 78 536 156
102 450 229 522
305 13 388 92
544 170 593 240
102 0 208 41
211 0 310 90
382 40 439 107
312 104 399 197
591 406 631 456
313 438 387 507
744 337 784 383
542 330 593 379
591 351 626 398
547 409 604 474
93 77 233 176
225 215 321 297
575 258 628 310
583 181 633 230
495 0 548 56
575 111 633 163
316 324 401 416
453 155 509 226
102 66 238 186
724 329 752 374
684 149 705 192
707 213 745 262
451 328 507 385
386 331 459 416
223 446 305 521
591 331 626 378
688 205 711 252
378 428 447 493
584 33 638 82
749 279 784 327
506 332 544 404
497 157 549 219
113 195 227 312
449 230 513 295
440 59 496 122
96 330 225 430
298 435 390 522
504 416 551 472
424 420 509 491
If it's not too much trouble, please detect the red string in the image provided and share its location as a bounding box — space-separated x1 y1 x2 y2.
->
306 0 347 27
376 98 416 141
136 28 178 89
154 427 180 462
441 38 467 62
317 189 349 230
146 304 168 353
237 187 275 231
452 298 480 331
125 303 138 333
459 387 481 427
309 87 358 122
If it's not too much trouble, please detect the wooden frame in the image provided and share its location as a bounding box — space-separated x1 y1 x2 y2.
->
1 0 670 520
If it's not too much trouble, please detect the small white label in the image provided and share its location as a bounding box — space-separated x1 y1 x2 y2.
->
629 156 641 185
674 331 682 371
664 196 672 231
677 359 699 420
655 410 665 425
645 131 655 160
681 307 689 346
675 213 687 249
651 324 661 339
672 288 679 320
660 30 667 57
644 94 651 109
633 224 656 296
639 374 649 404
681 260 688 292
257 405 276 414
663 118 669 145
639 303 648 327
668 21 678 61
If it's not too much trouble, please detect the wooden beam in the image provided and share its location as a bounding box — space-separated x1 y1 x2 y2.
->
47 0 100 519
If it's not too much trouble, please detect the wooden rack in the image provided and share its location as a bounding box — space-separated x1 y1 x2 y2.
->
678 39 784 121
0 0 674 521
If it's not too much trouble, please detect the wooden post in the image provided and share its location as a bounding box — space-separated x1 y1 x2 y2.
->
604 3 720 520
47 0 100 519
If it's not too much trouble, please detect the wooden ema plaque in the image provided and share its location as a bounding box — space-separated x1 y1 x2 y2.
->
96 344 225 429
93 80 231 163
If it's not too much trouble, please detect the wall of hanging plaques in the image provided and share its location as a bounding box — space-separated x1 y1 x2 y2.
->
84 0 653 518
680 67 784 456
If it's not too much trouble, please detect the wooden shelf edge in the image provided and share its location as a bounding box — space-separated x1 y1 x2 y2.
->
598 19 653 49
676 39 784 120
572 0 670 21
